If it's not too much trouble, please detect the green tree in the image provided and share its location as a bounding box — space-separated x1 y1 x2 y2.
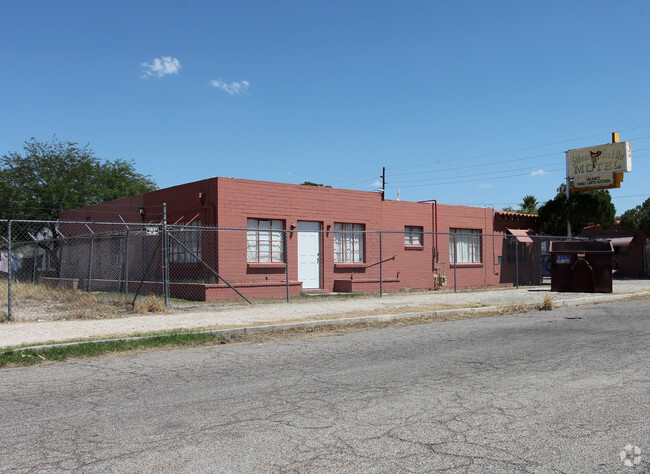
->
537 194 567 235
537 184 616 236
1 138 158 277
620 198 650 234
301 181 332 188
501 195 539 214
0 137 157 221
520 195 539 214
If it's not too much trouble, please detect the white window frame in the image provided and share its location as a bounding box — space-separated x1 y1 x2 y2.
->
170 220 202 264
334 223 365 263
450 228 481 263
404 226 423 246
247 218 285 263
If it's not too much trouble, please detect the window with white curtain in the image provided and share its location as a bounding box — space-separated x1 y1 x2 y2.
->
247 218 284 262
404 226 423 246
449 228 481 263
334 223 365 263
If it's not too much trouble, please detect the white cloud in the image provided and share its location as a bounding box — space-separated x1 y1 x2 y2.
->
531 169 548 176
371 179 382 188
478 183 493 189
210 78 250 95
140 56 181 78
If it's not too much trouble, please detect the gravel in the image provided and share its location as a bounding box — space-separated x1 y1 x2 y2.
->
2 281 649 349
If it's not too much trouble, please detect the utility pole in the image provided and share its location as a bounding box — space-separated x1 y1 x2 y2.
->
381 167 385 201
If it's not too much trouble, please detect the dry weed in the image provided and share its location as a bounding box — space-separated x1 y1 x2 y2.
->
536 294 555 311
2 279 96 306
133 295 167 314
3 280 142 320
498 303 530 315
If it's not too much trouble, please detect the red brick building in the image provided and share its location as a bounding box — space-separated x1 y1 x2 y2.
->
59 177 539 300
580 223 649 278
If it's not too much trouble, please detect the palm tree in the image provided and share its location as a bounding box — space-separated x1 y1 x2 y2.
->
520 195 539 214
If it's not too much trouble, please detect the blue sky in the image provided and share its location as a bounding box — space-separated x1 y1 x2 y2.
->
2 0 650 214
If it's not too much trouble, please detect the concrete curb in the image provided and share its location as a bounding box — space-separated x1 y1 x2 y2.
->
7 291 647 355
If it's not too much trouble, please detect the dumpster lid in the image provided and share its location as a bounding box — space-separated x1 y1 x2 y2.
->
549 240 614 253
506 228 534 243
607 236 633 247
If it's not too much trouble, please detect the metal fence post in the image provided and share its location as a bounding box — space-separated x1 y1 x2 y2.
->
124 229 130 297
285 230 289 303
453 231 457 293
85 224 95 293
162 203 170 309
27 231 38 284
515 238 519 289
118 216 131 297
32 240 37 284
7 218 12 322
379 231 383 297
56 227 66 285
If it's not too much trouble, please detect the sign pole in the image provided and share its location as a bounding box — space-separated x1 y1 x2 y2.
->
565 132 631 238
565 152 571 239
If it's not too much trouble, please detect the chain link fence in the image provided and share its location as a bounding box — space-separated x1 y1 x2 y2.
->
2 218 570 322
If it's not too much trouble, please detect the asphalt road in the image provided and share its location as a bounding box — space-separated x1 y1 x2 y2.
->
1 300 649 473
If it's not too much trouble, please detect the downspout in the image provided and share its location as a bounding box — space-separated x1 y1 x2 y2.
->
417 199 438 263
434 200 438 261
492 208 498 276
485 207 489 285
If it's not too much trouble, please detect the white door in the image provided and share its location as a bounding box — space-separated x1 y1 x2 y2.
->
298 221 321 289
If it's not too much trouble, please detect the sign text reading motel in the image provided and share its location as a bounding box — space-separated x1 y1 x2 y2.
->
567 141 631 178
566 141 631 191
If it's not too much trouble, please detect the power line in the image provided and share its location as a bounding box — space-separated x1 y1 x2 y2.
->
332 127 650 190
390 158 562 183
396 167 566 188
389 126 650 172
388 151 649 188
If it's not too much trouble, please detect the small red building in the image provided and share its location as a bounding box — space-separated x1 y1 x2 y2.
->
580 223 649 278
59 177 539 300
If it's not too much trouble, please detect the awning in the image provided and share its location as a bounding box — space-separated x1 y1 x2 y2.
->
609 236 633 247
506 228 534 243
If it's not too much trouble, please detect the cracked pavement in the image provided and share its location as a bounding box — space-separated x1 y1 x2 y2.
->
1 299 649 472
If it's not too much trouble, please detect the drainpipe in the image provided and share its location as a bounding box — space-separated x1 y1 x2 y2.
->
433 200 438 260
417 199 438 263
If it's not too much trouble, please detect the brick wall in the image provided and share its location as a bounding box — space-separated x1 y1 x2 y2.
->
59 177 532 293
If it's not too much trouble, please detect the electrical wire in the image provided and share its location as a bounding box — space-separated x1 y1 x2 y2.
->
395 167 566 188
332 128 650 189
389 152 649 188
388 127 650 172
